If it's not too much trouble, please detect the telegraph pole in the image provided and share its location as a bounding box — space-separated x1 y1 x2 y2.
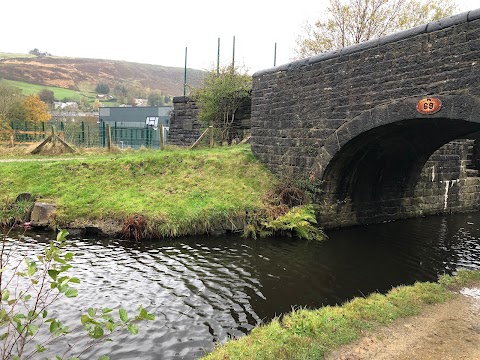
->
217 37 220 75
232 35 235 70
183 47 187 96
274 42 277 67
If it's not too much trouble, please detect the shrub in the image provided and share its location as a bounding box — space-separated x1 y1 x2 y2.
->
0 229 155 359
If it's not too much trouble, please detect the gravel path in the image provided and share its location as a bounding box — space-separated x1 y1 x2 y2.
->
326 283 480 360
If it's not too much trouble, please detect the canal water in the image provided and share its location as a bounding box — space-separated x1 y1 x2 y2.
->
4 212 480 359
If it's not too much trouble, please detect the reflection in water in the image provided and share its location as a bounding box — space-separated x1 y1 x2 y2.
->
4 212 480 359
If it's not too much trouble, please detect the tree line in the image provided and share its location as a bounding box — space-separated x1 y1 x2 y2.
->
0 83 50 130
294 0 457 58
95 81 172 107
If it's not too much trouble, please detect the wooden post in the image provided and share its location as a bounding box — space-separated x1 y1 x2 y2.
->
106 124 112 151
209 126 214 148
30 128 75 154
160 123 165 150
51 127 56 147
9 130 14 148
190 127 210 149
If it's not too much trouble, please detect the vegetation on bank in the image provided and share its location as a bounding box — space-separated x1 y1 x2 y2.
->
0 145 272 236
203 269 480 360
0 145 325 240
191 64 251 144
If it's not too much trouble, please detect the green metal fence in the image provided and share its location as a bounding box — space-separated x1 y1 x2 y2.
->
6 120 168 149
99 121 164 149
5 121 48 144
57 121 100 147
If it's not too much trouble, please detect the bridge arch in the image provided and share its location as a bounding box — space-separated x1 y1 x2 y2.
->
250 9 480 227
316 95 480 225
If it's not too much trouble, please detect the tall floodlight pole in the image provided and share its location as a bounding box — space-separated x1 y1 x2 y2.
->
183 47 187 96
217 37 220 76
232 35 235 70
274 42 277 67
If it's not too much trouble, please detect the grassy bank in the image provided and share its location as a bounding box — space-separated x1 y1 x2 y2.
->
202 270 480 359
0 145 276 237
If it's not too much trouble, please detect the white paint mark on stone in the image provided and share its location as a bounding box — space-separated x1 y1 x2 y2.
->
443 179 459 210
431 166 435 182
443 180 450 210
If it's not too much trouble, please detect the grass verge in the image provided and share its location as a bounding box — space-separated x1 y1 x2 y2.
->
0 145 276 237
202 269 480 360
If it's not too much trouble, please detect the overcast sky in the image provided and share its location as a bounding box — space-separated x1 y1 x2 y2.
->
1 0 479 74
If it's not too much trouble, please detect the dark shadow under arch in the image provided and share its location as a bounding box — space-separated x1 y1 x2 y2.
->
315 95 480 226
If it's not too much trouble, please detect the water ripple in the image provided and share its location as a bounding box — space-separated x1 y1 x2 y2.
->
2 212 480 359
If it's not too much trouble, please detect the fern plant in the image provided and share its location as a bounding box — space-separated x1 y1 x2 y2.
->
263 205 325 241
245 205 326 241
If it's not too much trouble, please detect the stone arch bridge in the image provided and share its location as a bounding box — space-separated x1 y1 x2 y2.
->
251 9 480 228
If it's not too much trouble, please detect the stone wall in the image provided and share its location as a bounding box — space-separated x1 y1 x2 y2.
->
167 96 202 146
168 96 252 146
415 139 480 215
250 9 480 228
251 10 480 176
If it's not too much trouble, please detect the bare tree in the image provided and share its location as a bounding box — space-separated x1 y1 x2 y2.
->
294 0 458 58
0 83 22 128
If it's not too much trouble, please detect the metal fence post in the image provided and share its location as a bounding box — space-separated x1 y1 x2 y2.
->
81 121 85 145
102 121 106 147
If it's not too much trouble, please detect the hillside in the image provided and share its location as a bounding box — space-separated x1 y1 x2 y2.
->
0 53 205 96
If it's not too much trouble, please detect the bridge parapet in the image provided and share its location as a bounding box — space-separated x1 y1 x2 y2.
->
251 9 480 227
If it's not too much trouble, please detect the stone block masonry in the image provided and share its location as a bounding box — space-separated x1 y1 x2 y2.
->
415 139 480 215
250 9 480 228
168 96 252 146
167 96 202 146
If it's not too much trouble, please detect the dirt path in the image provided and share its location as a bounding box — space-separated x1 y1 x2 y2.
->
326 283 480 360
0 157 83 163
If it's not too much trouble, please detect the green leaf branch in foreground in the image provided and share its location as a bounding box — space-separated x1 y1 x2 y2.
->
0 229 155 359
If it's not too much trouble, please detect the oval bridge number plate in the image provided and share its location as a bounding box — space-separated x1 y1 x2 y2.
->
416 97 442 115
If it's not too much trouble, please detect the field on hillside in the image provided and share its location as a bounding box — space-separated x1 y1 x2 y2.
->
0 52 205 97
0 79 95 102
0 52 36 59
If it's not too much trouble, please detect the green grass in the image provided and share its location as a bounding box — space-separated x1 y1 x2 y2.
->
0 79 94 102
0 52 36 59
0 145 276 237
202 270 480 360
